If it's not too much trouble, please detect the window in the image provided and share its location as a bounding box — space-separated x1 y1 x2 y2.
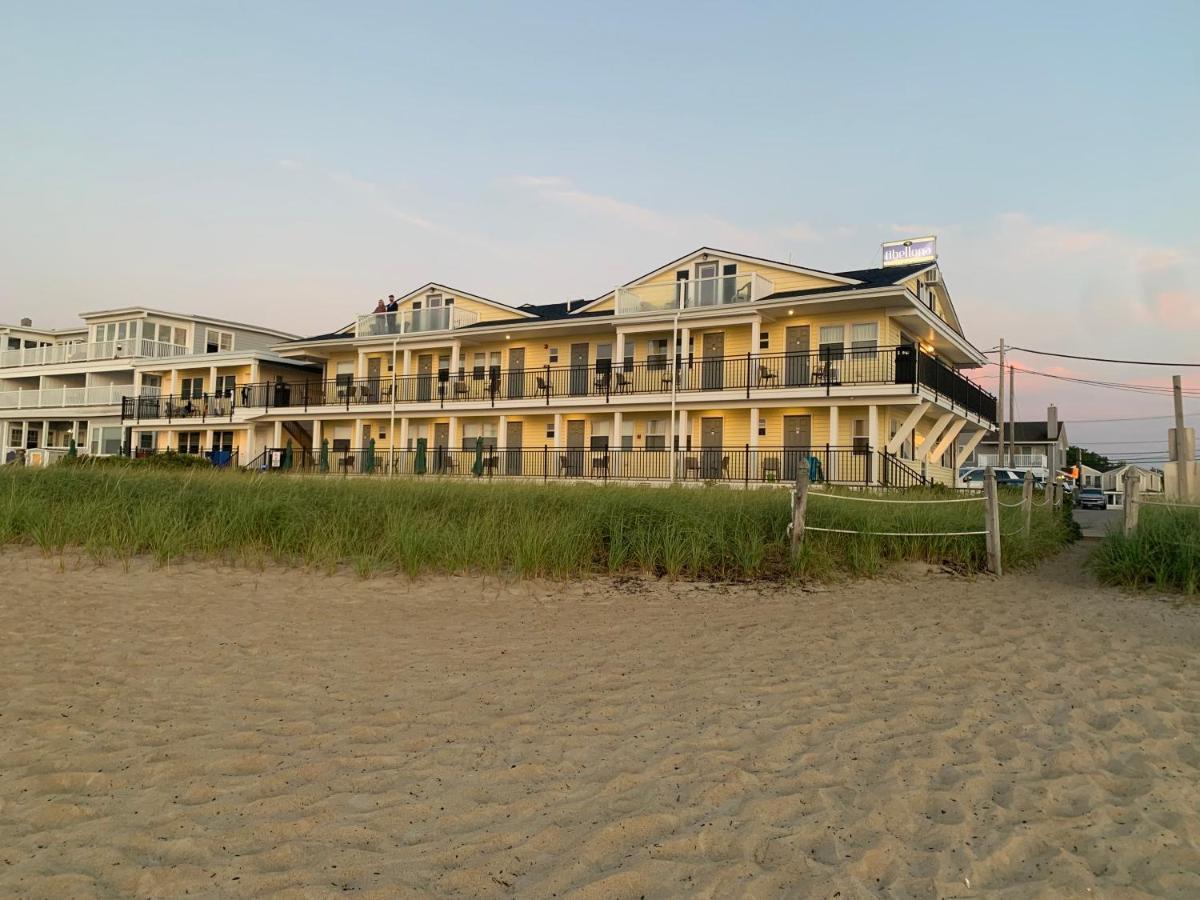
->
818 325 845 361
647 338 668 370
546 423 555 439
138 432 154 450
590 420 609 451
621 419 634 450
178 432 202 454
596 343 612 374
211 431 234 453
851 323 878 357
758 417 767 437
180 377 204 399
646 418 666 451
461 422 497 451
90 426 123 456
623 339 635 371
759 331 770 350
472 351 486 381
489 351 501 382
548 347 559 363
852 418 869 455
206 329 234 353
214 375 237 397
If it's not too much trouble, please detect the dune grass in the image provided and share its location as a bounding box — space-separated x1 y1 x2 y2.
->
0 466 1074 580
1089 503 1200 595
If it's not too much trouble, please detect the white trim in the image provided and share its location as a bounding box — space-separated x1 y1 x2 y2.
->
390 282 537 319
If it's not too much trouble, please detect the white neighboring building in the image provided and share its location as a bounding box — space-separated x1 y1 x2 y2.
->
961 404 1068 482
1078 464 1103 489
1101 464 1164 508
1 309 298 464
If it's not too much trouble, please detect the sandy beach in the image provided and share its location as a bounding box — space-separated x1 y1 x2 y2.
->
1 547 1198 899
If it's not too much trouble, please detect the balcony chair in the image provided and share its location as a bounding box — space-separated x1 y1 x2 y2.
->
536 376 551 395
683 456 700 479
615 372 633 392
591 455 609 476
453 380 470 398
761 457 781 481
758 365 777 386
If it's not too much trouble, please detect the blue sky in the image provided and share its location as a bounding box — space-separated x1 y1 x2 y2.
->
2 1 1198 453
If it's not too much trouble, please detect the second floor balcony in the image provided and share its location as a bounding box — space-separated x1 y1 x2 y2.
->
615 272 774 315
121 346 998 425
0 338 190 370
0 383 137 410
355 306 480 338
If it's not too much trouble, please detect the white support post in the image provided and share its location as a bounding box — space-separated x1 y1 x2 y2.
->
204 427 214 455
402 348 412 377
748 406 760 451
749 318 761 358
928 419 967 468
208 365 217 396
449 342 461 379
612 410 622 448
613 333 626 371
828 405 839 481
399 417 409 451
915 411 955 462
312 419 322 452
885 401 933 455
249 360 260 384
553 412 562 447
678 408 689 449
353 418 364 449
448 415 459 448
243 424 256 465
497 415 508 452
272 420 282 448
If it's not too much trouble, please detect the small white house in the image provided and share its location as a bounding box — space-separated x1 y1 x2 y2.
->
1102 464 1164 508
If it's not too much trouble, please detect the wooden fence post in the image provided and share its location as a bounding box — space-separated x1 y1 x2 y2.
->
1043 478 1053 507
1123 469 1140 536
1021 469 1034 537
984 466 1002 575
789 468 809 558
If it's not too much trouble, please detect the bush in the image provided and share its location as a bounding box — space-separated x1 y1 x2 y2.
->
1089 503 1200 595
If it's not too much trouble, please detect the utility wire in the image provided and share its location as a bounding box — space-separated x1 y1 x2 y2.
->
984 346 1200 367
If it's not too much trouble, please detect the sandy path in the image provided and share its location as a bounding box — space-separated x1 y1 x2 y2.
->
1 547 1198 899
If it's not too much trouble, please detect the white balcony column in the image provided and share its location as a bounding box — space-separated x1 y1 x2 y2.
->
612 410 622 450
164 429 175 452
868 404 880 483
497 415 508 452
678 408 689 450
204 428 214 453
355 351 366 379
249 360 260 384
678 327 690 368
750 319 761 358
449 341 461 378
311 419 323 451
42 419 49 450
398 417 409 450
613 332 626 369
243 423 256 463
401 348 412 377
272 420 283 448
21 422 29 451
748 406 760 451
828 405 839 480
448 416 459 447
353 418 364 448
208 365 217 395
553 412 563 447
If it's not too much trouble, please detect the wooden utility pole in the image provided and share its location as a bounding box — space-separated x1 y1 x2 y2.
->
1173 375 1191 501
789 468 810 557
1021 469 1034 537
984 466 1002 575
1123 469 1141 536
1008 364 1016 469
997 339 1006 467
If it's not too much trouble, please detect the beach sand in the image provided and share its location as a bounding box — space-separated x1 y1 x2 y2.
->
1 546 1198 898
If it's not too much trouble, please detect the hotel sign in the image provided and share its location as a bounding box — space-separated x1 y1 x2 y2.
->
882 236 937 267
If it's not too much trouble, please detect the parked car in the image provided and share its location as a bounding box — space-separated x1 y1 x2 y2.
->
1077 487 1107 509
958 467 1026 488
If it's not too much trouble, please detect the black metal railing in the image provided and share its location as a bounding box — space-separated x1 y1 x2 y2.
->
249 444 927 487
121 346 997 424
124 447 241 468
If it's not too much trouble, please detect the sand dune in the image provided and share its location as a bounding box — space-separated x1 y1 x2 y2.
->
1 547 1198 898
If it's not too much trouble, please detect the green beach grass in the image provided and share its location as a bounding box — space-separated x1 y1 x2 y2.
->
0 466 1075 580
1089 502 1200 595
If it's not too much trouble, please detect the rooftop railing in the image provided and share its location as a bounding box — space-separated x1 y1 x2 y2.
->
615 272 774 315
355 306 480 337
0 339 191 369
122 346 997 425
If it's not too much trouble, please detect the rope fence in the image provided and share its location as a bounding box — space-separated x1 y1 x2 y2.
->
1120 476 1200 537
790 468 1061 576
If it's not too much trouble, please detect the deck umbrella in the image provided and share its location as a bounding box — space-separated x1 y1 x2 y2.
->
471 435 484 477
283 439 293 471
67 437 77 459
319 438 330 473
364 438 376 474
414 437 428 475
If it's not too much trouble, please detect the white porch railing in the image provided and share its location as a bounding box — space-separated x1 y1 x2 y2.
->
615 272 774 315
976 453 1049 469
0 384 137 409
0 339 191 369
355 306 480 337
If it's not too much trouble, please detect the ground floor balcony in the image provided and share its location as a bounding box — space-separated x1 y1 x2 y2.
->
248 444 931 488
0 383 135 410
120 346 997 427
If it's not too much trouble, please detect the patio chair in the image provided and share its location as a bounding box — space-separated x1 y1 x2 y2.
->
536 376 551 396
758 365 777 386
453 380 470 398
558 454 571 477
591 455 609 476
683 456 700 479
761 458 781 481
615 372 633 392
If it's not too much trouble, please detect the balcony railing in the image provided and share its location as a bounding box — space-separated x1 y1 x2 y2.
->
121 346 998 425
250 444 928 487
355 306 480 337
0 338 191 369
0 383 137 410
615 272 774 315
975 453 1049 469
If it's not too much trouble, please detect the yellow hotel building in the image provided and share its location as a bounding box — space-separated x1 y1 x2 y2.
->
115 246 997 486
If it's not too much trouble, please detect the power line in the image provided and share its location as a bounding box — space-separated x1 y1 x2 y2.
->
984 346 1200 367
1070 412 1200 424
984 362 1200 398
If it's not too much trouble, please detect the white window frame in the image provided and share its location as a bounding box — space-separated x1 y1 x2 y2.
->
205 329 234 353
